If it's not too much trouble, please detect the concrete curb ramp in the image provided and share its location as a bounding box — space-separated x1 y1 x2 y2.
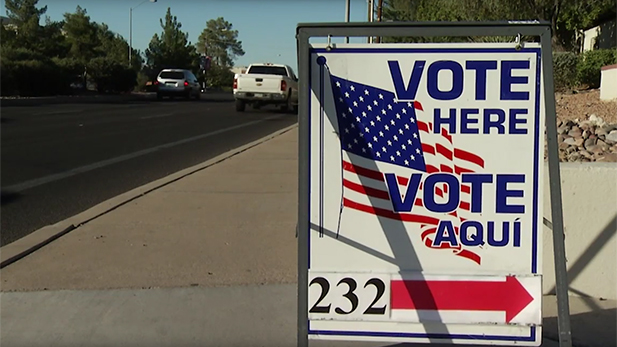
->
0 123 299 268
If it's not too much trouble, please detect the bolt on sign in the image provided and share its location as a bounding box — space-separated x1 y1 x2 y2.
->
297 22 568 347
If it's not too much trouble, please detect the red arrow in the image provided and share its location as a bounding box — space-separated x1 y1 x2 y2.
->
391 276 533 323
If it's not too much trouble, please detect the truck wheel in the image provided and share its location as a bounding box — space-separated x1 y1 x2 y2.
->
235 99 246 112
282 95 295 114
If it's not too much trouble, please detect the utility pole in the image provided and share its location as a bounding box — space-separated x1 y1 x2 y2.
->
345 0 350 43
375 0 383 43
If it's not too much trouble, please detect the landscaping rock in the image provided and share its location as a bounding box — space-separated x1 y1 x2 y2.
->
551 89 617 163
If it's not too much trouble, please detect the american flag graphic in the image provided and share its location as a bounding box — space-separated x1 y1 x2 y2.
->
328 74 486 265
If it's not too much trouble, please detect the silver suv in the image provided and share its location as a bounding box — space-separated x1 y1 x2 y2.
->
156 69 201 100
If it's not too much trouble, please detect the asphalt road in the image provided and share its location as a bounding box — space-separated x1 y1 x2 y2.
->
1 93 297 246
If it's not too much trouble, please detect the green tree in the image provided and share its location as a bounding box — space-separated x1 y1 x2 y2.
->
96 22 143 70
381 0 616 51
3 0 47 49
62 5 99 88
37 17 70 58
145 7 199 73
86 23 139 93
196 17 245 67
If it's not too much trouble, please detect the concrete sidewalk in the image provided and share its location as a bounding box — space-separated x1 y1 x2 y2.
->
1 126 615 347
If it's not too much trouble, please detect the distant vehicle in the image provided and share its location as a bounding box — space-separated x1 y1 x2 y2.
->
233 63 298 113
155 69 201 100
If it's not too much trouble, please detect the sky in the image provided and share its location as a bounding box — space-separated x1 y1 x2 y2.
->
2 0 374 71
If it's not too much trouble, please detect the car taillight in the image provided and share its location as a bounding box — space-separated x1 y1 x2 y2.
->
184 81 189 86
281 80 287 91
154 81 159 85
233 78 238 89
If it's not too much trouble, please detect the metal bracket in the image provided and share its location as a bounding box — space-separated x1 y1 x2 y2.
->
326 34 335 51
515 33 523 50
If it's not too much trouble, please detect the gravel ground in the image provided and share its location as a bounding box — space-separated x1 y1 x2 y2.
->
555 89 617 124
551 89 617 162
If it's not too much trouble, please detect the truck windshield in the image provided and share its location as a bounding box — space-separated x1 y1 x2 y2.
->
247 66 288 76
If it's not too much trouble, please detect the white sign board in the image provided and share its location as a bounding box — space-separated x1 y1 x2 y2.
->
307 43 544 345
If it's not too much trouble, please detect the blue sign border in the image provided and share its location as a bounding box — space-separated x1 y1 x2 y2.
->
306 46 542 343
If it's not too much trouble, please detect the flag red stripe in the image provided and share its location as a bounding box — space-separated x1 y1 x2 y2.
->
457 250 482 264
441 127 453 143
343 179 390 200
342 180 424 208
343 161 383 181
426 165 439 174
435 143 453 160
417 121 429 133
455 165 474 175
413 101 423 111
440 164 453 173
454 148 485 167
422 144 435 155
343 164 472 207
342 161 409 186
462 184 471 194
343 198 440 225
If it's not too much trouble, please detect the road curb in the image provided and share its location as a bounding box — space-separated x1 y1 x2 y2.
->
0 123 298 269
0 93 154 107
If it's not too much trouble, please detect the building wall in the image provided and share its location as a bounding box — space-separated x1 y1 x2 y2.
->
600 65 617 100
582 17 617 52
542 163 617 300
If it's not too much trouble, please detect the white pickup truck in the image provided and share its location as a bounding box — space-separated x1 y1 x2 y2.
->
233 63 298 113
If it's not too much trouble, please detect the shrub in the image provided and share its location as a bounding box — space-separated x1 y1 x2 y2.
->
88 57 137 93
206 63 234 89
0 47 75 96
553 51 580 91
135 71 151 92
577 48 617 88
0 58 71 96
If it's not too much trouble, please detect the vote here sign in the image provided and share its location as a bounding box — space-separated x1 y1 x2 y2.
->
306 43 545 346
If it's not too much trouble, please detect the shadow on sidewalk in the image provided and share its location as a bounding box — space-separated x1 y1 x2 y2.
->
544 307 617 347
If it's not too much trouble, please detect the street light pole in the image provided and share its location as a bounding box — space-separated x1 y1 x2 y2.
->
129 7 132 66
129 0 157 67
344 0 350 43
376 0 383 43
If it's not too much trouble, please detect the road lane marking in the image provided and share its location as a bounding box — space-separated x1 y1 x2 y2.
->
32 109 85 116
4 115 285 192
140 113 175 120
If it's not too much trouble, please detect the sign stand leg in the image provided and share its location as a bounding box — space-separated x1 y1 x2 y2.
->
297 29 310 347
541 27 573 347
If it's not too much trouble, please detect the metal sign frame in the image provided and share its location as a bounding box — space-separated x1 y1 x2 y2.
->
296 21 571 347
